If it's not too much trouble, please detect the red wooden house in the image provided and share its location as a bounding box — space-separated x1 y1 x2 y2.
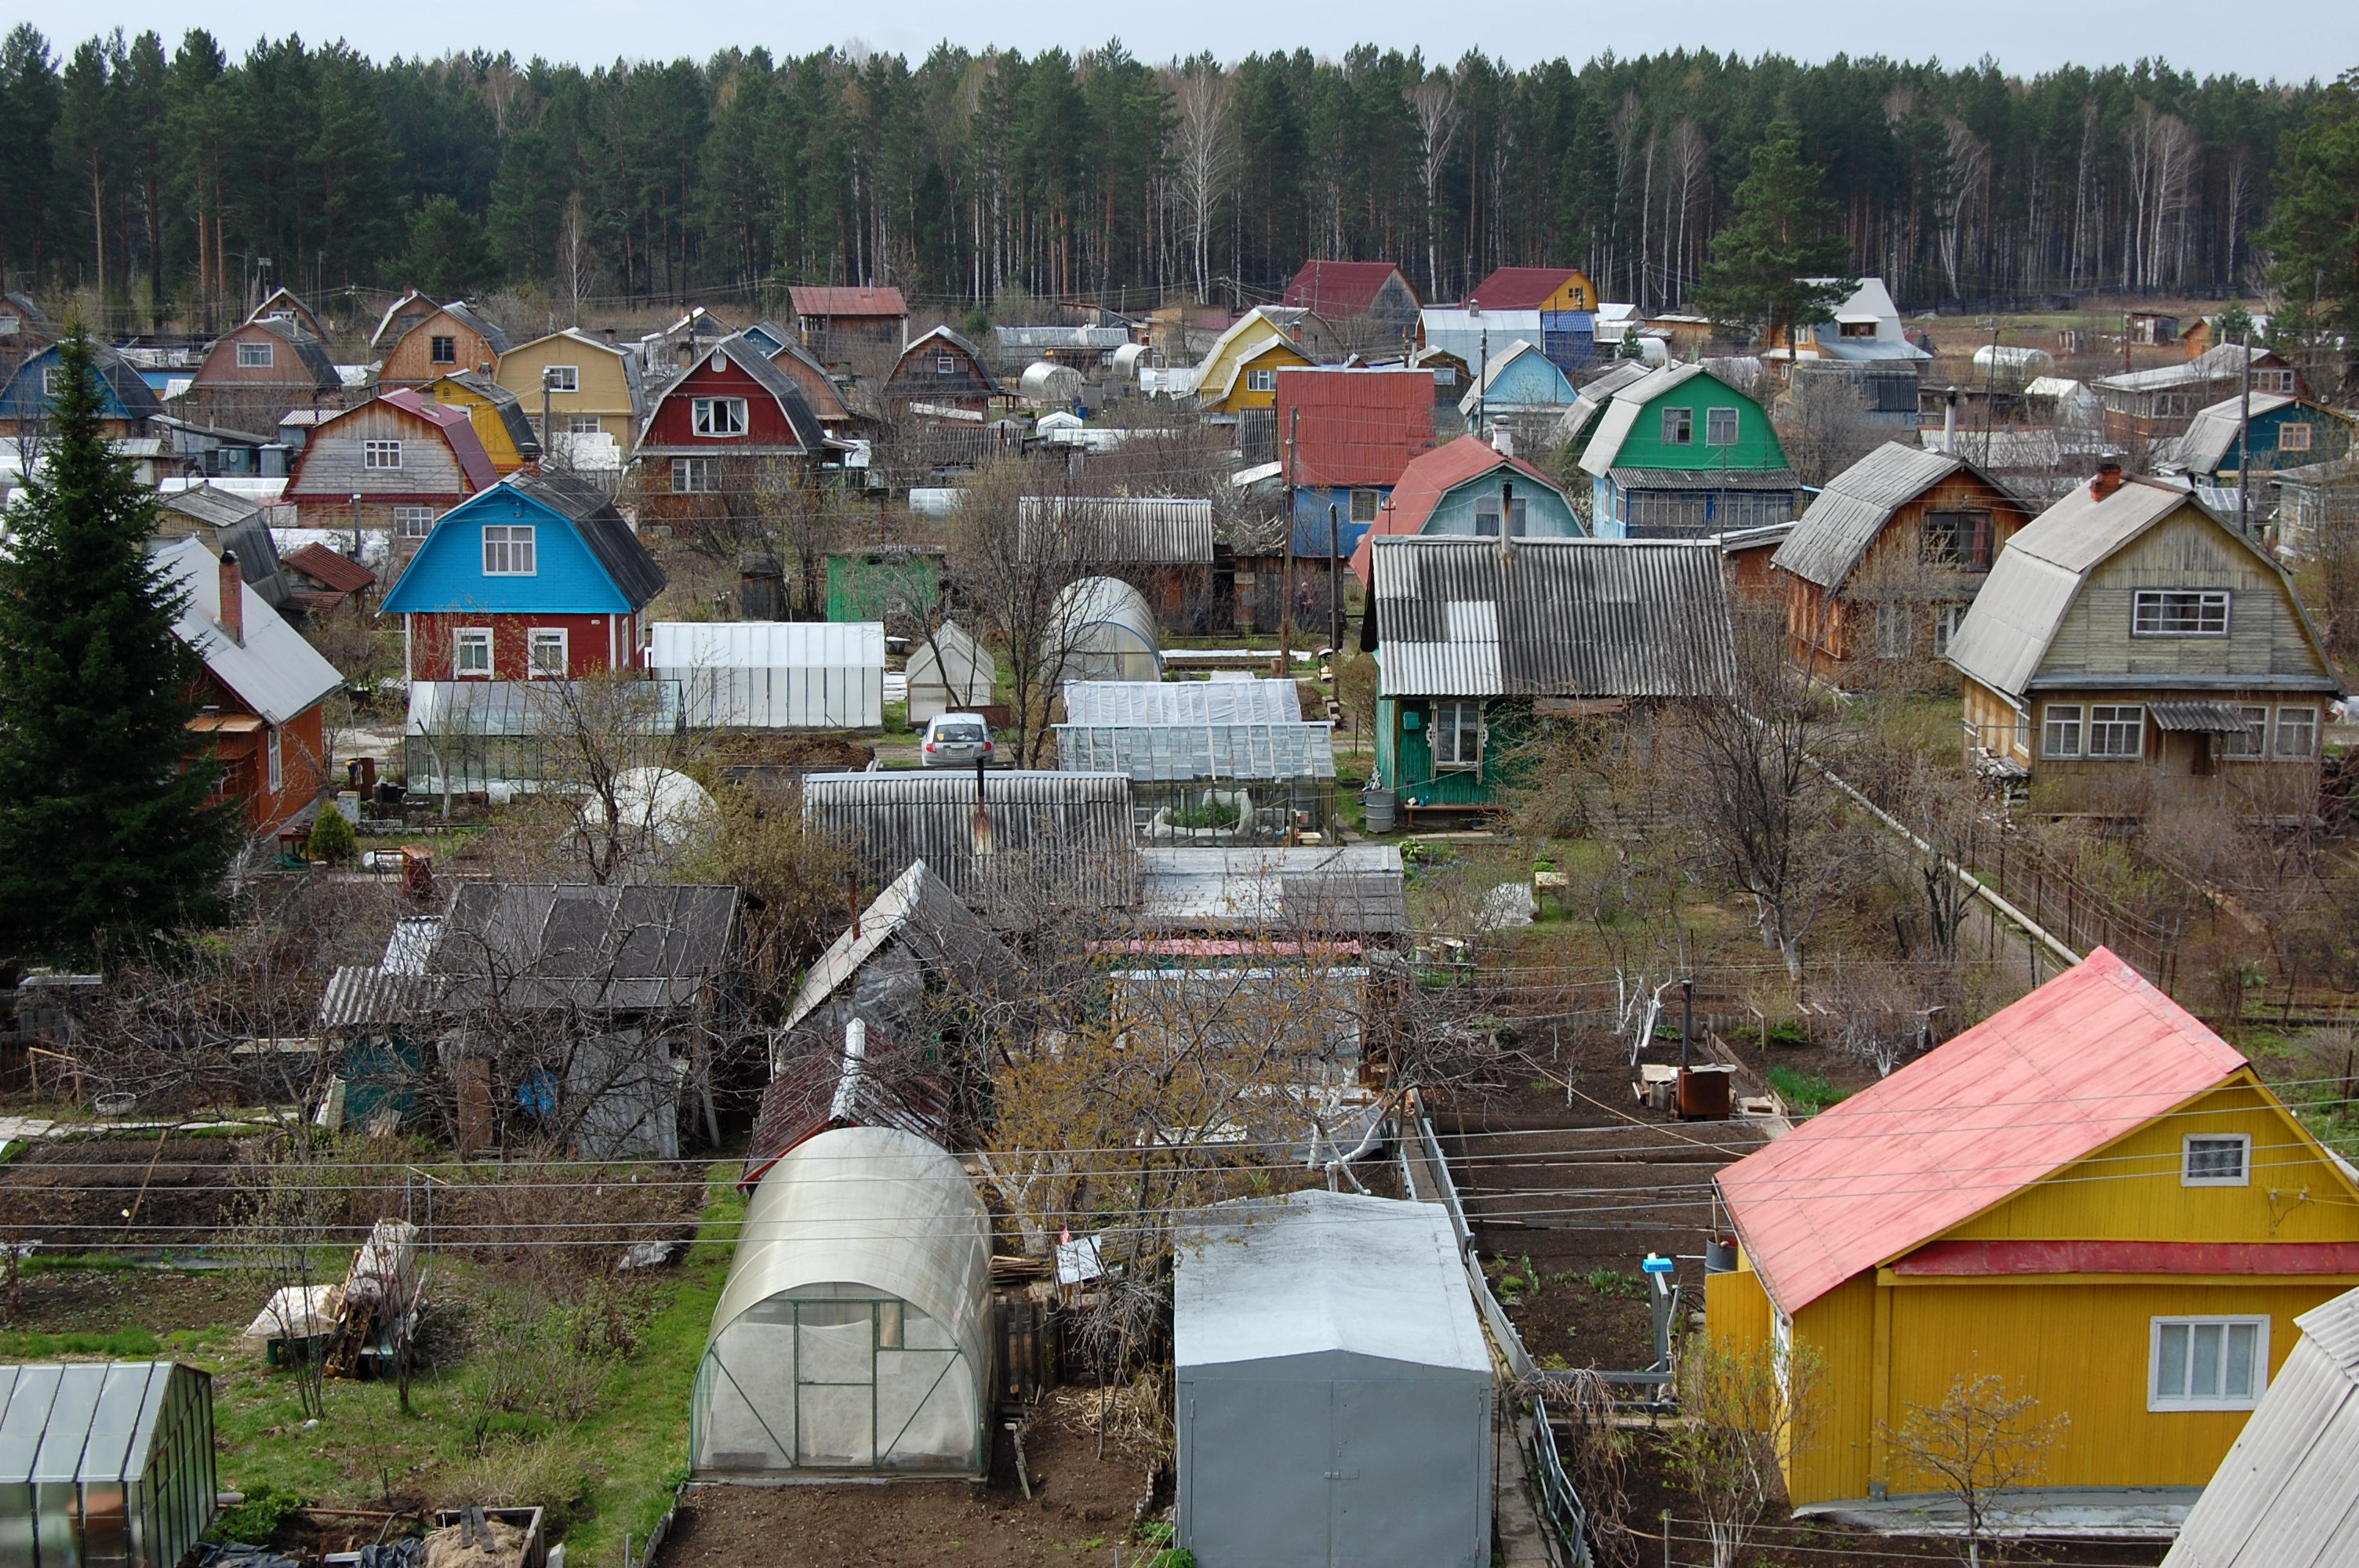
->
634 335 834 531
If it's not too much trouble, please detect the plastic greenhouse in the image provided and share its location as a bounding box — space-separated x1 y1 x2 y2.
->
692 1127 992 1477
0 1362 216 1568
1048 577 1161 682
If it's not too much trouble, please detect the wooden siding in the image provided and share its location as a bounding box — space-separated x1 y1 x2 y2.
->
405 610 637 681
431 379 531 472
1785 471 2031 670
1961 674 2028 760
388 488 635 615
381 310 502 389
198 681 327 833
288 403 474 502
2036 511 2332 688
645 358 809 449
1610 375 1787 473
1789 1273 1877 1507
493 337 639 439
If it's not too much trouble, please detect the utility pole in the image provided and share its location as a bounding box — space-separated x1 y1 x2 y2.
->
2236 323 2253 536
1281 405 1299 671
1328 500 1343 656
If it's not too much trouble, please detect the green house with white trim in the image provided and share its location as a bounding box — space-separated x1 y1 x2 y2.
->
1579 364 1799 539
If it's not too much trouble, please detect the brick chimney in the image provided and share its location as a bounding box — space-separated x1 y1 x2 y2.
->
2089 459 2125 502
217 550 244 645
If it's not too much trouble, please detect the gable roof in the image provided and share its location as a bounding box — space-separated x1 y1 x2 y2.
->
375 296 510 358
779 859 1014 1038
500 468 667 607
0 342 165 423
1772 443 2019 589
435 301 511 356
1370 535 1736 699
433 370 541 460
788 285 908 320
1579 363 1769 475
638 333 830 452
2168 392 2303 474
765 338 854 423
379 389 500 489
743 1018 954 1191
245 287 326 339
891 325 1004 395
1281 260 1415 319
503 326 647 413
2095 342 2277 395
1274 366 1438 488
1459 338 1576 417
153 536 343 724
1467 266 1590 311
207 317 341 391
1348 434 1568 578
1943 476 2337 699
1719 949 2249 1316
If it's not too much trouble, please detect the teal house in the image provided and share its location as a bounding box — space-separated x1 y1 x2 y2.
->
1347 434 1583 583
1362 535 1735 818
1577 364 1799 538
2169 392 2352 482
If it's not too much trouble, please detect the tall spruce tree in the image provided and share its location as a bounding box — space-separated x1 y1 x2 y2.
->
0 328 238 961
1694 122 1855 350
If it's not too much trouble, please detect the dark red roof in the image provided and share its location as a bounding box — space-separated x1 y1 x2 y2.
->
1282 260 1412 318
1274 367 1438 488
282 543 376 595
1468 267 1587 310
380 390 500 491
1347 434 1568 582
789 285 908 319
740 1020 954 1192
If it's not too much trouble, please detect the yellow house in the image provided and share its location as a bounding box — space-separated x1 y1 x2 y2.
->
427 371 540 474
492 327 647 446
1710 948 2359 1522
1191 306 1325 413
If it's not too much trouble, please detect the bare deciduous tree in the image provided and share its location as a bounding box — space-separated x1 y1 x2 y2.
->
1663 1332 1824 1568
1884 1371 2069 1566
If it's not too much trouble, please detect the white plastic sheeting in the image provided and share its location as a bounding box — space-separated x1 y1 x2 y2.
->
693 1127 991 1476
651 620 885 729
907 622 996 724
1063 678 1301 727
577 766 717 846
1049 577 1160 682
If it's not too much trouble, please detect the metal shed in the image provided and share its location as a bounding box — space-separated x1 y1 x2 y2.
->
692 1127 991 1478
1049 577 1161 681
801 770 1136 911
650 621 885 730
1176 1191 1492 1568
0 1362 216 1568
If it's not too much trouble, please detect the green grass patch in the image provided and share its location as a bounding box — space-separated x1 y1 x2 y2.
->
1765 1065 1850 1113
0 1328 160 1358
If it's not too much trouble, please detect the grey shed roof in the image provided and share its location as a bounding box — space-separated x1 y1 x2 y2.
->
1548 360 1653 449
1772 442 2014 589
2160 1286 2359 1568
503 468 668 608
1136 845 1405 935
2093 342 2268 394
1063 678 1303 726
438 301 513 356
1019 495 1216 564
1371 535 1736 700
2168 392 2297 474
430 884 741 1013
780 860 1014 1036
154 537 342 724
1176 1191 1488 1373
801 770 1137 909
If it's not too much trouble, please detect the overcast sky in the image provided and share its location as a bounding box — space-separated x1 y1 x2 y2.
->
13 0 2350 83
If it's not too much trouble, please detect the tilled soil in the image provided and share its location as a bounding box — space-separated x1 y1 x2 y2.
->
0 1136 249 1254
0 1265 252 1338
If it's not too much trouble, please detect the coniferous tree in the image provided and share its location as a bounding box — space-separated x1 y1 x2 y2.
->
0 328 238 962
1694 122 1854 348
2255 71 2359 350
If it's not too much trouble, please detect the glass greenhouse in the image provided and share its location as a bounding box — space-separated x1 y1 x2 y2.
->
0 1361 216 1568
692 1126 992 1477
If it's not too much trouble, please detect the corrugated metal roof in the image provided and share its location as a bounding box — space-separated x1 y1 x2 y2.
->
649 621 884 670
801 771 1137 908
1176 1190 1488 1373
1467 266 1589 310
779 860 1014 1037
1055 724 1336 782
1372 535 1736 699
1772 443 1972 588
1017 495 1214 564
1719 949 2250 1316
154 537 343 726
2159 1287 2359 1568
1063 679 1302 726
2150 701 2248 733
1136 845 1405 935
429 884 741 1013
383 914 443 973
1458 339 1577 418
1347 434 1572 580
1281 260 1412 318
281 543 375 596
789 285 908 319
316 966 445 1029
1273 366 1438 488
1605 465 1800 491
2093 343 2270 394
2169 392 2299 474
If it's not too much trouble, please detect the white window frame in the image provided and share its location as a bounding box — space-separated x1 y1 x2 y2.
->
40 368 60 397
2150 1316 2268 1411
565 414 603 435
265 726 283 794
2088 705 2146 760
394 506 437 539
454 626 493 677
527 627 569 679
237 340 274 368
1705 406 1739 446
0 313 19 336
2183 1133 2252 1187
2042 704 2083 759
1932 604 1969 658
2132 590 2230 637
364 439 404 470
1662 406 1694 445
2223 704 2270 760
1874 602 1913 659
2278 421 2314 453
936 354 960 376
2275 705 2318 760
672 456 721 494
1245 367 1277 394
482 524 536 576
543 365 580 393
691 397 748 437
1432 700 1484 769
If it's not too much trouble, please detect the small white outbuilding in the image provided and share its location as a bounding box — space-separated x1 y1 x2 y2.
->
906 621 997 724
1175 1189 1493 1568
650 620 885 729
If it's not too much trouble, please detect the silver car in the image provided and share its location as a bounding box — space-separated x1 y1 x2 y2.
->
921 713 995 768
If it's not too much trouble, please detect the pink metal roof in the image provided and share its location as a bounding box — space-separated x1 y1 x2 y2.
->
382 389 499 491
1347 433 1565 582
1274 367 1438 488
789 285 908 319
1719 949 2248 1315
1281 260 1411 318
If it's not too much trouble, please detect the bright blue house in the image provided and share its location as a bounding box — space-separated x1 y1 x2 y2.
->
383 469 665 682
1459 339 1578 426
0 341 165 437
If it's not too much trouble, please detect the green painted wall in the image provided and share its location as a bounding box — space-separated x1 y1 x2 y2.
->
1610 370 1787 472
827 553 941 622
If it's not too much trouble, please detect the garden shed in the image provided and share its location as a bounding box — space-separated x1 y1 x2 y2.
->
0 1361 216 1568
650 621 885 730
1049 576 1161 681
692 1126 992 1478
906 621 996 724
1175 1190 1492 1568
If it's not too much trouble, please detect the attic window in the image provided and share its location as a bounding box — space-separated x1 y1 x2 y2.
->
431 335 458 365
0 313 18 335
936 354 958 377
40 368 60 397
482 524 536 576
1246 368 1277 393
1921 510 1994 569
1838 321 1875 338
1662 407 1693 445
2183 1134 2249 1186
365 440 404 470
2132 590 2229 637
1706 408 1739 446
237 341 274 368
2256 369 2295 395
544 365 580 393
692 397 747 437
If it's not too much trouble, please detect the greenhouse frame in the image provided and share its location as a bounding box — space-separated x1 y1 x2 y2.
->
0 1361 216 1568
692 1127 992 1478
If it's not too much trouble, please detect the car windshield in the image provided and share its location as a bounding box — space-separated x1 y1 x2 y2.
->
936 724 986 742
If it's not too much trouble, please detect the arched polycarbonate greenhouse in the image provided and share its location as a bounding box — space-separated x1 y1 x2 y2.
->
691 1126 993 1478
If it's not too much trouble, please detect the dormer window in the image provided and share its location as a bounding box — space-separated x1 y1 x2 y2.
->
692 397 748 437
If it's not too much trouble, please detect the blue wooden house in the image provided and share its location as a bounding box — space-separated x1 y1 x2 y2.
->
1347 434 1584 583
1459 339 1578 427
0 340 165 438
381 469 665 684
2169 393 2353 486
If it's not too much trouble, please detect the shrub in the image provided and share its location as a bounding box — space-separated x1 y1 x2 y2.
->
1766 1065 1849 1113
306 808 358 866
214 1483 304 1544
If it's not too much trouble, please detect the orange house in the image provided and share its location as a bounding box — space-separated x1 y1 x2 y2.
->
374 294 512 390
155 537 345 833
